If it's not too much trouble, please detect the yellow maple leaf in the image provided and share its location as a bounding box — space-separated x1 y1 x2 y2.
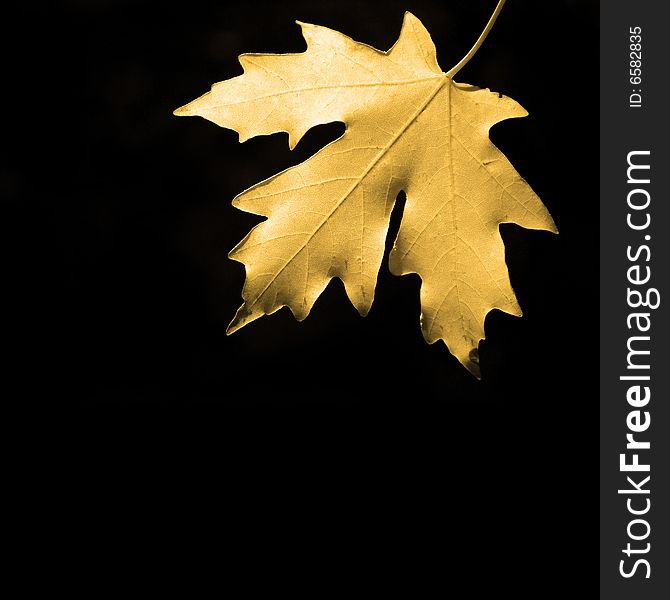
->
175 2 557 377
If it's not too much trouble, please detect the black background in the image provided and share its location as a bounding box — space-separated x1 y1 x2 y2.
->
9 0 599 591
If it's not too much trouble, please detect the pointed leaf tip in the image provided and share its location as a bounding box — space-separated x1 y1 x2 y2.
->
173 104 192 117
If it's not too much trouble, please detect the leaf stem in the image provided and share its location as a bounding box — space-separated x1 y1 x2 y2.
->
446 0 506 78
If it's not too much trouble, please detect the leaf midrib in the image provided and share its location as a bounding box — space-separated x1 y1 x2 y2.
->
243 74 450 313
207 75 444 109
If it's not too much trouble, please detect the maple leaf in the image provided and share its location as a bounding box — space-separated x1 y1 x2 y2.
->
174 2 557 377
